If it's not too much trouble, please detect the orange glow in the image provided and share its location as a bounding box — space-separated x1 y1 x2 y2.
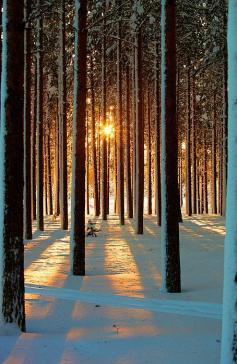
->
25 293 55 319
25 239 69 287
103 124 114 137
104 237 144 298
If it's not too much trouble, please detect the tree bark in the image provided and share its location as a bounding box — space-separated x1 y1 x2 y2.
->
147 88 152 215
70 0 88 275
125 64 133 218
160 0 181 293
31 60 37 221
24 0 32 239
90 58 100 216
155 43 161 226
185 64 192 216
211 92 217 214
192 77 197 214
135 29 144 234
0 0 26 331
58 0 68 229
117 5 125 225
54 109 60 216
36 0 44 231
221 3 237 361
101 0 107 221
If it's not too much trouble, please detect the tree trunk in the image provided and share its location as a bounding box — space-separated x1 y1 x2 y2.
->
135 29 144 234
70 0 88 275
147 88 152 215
90 58 100 216
0 0 26 331
54 109 60 216
44 142 48 215
36 0 44 231
221 3 237 361
24 0 32 239
221 11 228 218
203 136 208 214
185 64 192 216
192 77 197 214
117 3 125 225
155 43 161 226
58 0 68 229
46 131 53 215
211 92 217 214
31 60 37 221
125 64 133 218
101 0 107 221
160 0 181 293
86 114 90 215
132 55 137 216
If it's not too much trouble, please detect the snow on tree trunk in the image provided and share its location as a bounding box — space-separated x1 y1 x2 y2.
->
160 0 181 293
0 0 26 331
70 0 88 275
221 2 237 362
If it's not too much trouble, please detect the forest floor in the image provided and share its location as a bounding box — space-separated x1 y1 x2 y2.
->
0 212 224 364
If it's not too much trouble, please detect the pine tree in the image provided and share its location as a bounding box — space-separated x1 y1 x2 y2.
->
160 0 181 293
0 0 26 331
70 0 88 275
221 1 237 362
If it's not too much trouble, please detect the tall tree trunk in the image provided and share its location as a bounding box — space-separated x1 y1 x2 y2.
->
221 3 237 361
24 0 32 239
132 56 137 216
160 0 181 293
218 139 223 215
90 59 99 216
58 0 68 229
125 65 133 218
70 0 88 275
203 137 208 214
192 77 197 214
155 42 161 226
46 130 53 215
86 113 90 215
36 0 44 231
101 0 107 221
185 64 192 216
221 10 228 218
114 134 118 214
31 60 37 221
44 142 48 215
117 2 125 225
135 29 144 234
54 110 60 216
211 92 217 214
0 0 26 331
147 88 152 215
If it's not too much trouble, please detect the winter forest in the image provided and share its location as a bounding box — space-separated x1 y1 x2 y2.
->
0 0 236 363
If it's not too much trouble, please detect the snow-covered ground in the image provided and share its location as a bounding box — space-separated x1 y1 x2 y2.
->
0 213 224 363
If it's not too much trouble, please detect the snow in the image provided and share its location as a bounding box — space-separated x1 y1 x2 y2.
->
220 2 237 363
0 213 224 363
